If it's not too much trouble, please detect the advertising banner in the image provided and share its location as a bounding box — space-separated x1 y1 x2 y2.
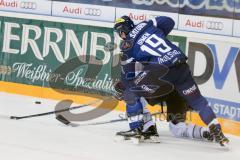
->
116 0 178 13
0 13 239 124
0 15 186 96
178 0 235 19
0 15 117 95
52 0 240 19
0 0 239 38
55 0 115 6
233 20 240 37
0 0 52 15
178 14 233 36
116 7 179 29
52 1 115 22
186 38 240 121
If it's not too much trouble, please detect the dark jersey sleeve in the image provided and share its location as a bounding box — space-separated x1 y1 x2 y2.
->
150 16 175 36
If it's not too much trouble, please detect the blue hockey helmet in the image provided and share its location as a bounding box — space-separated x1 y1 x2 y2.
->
114 16 134 38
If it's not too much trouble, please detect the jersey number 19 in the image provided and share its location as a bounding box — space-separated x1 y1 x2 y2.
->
140 34 171 57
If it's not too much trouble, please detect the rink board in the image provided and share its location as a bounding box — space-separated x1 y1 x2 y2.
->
0 11 239 136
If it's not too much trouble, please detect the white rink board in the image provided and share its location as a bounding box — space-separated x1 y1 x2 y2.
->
233 20 240 37
178 14 233 36
116 7 179 28
0 0 52 15
185 38 240 121
52 1 115 22
186 38 240 103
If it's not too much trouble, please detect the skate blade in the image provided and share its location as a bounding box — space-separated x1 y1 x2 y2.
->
143 136 161 143
114 135 142 145
219 139 230 147
114 135 160 144
150 136 161 143
114 135 130 143
131 136 160 144
114 136 141 145
130 137 141 145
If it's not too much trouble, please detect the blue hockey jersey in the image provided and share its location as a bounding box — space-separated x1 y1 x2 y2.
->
122 16 187 67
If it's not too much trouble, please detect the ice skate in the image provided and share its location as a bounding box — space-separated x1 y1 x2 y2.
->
115 125 160 144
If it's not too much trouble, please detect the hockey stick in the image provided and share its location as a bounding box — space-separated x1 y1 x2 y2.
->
56 114 126 127
56 111 163 127
10 97 111 120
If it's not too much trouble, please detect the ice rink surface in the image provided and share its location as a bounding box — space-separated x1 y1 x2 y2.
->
0 92 240 160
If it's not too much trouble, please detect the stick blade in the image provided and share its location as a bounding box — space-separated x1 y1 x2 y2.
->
10 116 20 120
56 115 71 125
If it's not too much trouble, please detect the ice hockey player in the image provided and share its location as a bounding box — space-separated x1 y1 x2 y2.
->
113 15 229 146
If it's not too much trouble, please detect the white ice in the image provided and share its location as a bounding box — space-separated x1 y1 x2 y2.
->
0 92 240 160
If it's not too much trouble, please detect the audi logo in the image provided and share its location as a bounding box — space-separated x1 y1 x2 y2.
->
20 1 37 10
206 21 224 30
84 8 102 16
